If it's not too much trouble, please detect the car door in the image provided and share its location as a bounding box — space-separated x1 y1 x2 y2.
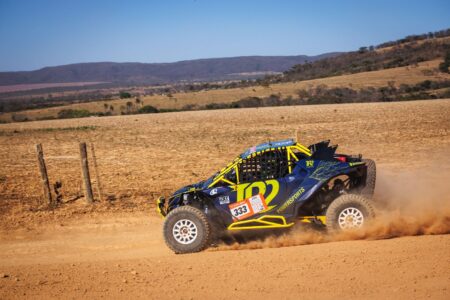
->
225 149 291 219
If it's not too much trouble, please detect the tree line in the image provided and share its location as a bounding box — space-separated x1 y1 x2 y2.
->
9 79 449 122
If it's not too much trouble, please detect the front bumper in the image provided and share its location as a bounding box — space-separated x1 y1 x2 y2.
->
156 197 167 217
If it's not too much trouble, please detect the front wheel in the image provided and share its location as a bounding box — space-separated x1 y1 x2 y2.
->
163 206 211 254
325 194 375 233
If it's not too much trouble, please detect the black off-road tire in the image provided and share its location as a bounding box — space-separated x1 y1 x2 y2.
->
360 158 376 198
163 206 211 254
326 194 375 233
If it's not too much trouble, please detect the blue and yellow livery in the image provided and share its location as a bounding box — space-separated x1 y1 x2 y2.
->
157 139 376 254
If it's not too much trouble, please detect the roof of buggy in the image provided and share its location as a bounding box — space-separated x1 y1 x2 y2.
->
240 139 295 159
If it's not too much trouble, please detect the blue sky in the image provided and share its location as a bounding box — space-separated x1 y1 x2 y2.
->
0 0 449 71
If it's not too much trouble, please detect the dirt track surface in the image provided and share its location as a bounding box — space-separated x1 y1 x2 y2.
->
0 213 449 300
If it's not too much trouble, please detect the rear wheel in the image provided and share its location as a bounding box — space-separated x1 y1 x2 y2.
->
360 158 376 198
163 206 211 254
326 194 375 233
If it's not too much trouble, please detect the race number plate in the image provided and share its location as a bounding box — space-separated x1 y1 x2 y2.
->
229 194 268 220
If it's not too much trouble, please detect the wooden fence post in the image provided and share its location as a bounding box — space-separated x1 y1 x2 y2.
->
36 144 53 206
79 142 94 204
90 143 104 202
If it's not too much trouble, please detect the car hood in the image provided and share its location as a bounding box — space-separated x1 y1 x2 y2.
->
170 180 205 198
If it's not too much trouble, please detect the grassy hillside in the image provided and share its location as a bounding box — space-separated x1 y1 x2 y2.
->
278 33 450 82
2 32 450 123
2 59 449 122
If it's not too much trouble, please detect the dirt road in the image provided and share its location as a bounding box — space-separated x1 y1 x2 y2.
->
2 164 450 299
0 210 449 299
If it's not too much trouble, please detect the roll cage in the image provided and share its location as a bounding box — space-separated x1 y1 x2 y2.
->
207 139 311 188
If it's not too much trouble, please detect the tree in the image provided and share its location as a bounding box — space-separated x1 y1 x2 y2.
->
138 105 158 114
109 105 114 112
126 101 134 113
57 109 91 119
358 46 368 53
103 103 109 112
120 91 132 99
135 97 143 107
439 50 450 73
260 81 270 88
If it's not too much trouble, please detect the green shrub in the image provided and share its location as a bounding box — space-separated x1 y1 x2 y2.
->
439 50 450 73
57 109 92 119
138 105 159 114
119 91 132 99
11 114 29 122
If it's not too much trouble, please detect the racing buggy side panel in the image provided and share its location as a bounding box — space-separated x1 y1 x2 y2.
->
157 139 376 254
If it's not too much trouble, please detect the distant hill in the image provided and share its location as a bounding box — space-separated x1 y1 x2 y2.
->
279 29 450 83
0 53 339 86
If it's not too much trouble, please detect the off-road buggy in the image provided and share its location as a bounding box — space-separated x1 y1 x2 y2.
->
156 139 376 254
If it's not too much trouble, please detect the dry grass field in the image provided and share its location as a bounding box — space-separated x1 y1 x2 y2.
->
1 99 449 222
1 99 450 299
2 59 449 122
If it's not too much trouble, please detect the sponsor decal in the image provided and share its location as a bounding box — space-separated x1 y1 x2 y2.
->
306 160 314 168
229 194 268 220
309 161 341 181
276 187 305 213
218 196 230 205
210 188 218 196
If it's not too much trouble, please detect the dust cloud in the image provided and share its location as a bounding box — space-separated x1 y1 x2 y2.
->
215 167 450 251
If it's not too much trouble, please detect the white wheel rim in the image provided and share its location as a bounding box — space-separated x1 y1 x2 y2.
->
338 207 364 229
172 219 198 244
